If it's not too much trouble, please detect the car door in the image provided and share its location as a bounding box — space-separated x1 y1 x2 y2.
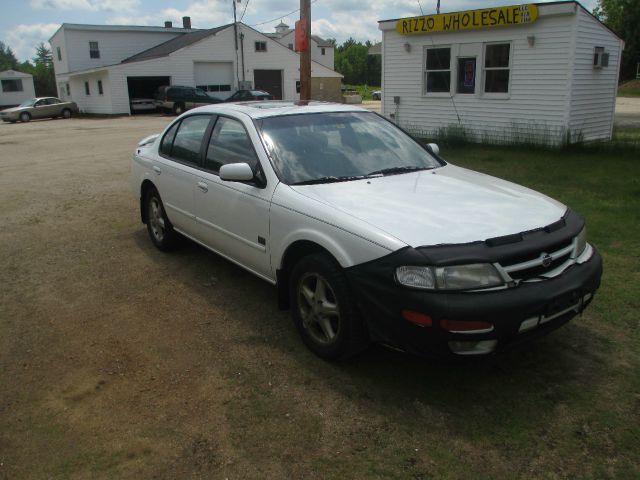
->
32 99 50 119
193 115 274 279
152 114 214 236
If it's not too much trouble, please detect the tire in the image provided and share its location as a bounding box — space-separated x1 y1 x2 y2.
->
173 103 185 115
19 112 31 123
62 109 72 119
290 253 368 360
144 187 179 251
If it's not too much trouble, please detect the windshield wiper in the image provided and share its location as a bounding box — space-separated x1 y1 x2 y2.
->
291 175 370 186
367 166 433 176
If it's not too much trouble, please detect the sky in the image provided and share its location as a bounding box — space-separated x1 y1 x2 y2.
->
1 0 598 62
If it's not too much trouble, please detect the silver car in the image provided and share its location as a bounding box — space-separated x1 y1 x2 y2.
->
0 97 79 123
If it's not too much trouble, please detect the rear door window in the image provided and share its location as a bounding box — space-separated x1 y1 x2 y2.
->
162 115 213 165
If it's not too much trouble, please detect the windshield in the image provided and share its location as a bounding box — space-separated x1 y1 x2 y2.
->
19 99 36 107
258 112 442 185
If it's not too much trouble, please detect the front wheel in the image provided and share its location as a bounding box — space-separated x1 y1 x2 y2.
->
290 253 368 360
144 188 179 251
19 112 31 123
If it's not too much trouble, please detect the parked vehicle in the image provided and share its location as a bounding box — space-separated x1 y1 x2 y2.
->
371 90 381 100
0 97 78 123
130 98 157 113
224 90 273 102
131 102 602 360
154 86 222 115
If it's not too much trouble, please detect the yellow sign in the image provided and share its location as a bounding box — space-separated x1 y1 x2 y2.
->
396 4 538 35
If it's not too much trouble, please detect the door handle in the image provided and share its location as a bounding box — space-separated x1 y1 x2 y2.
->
197 181 208 193
152 166 161 175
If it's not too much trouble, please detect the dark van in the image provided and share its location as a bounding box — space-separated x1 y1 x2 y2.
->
154 86 222 115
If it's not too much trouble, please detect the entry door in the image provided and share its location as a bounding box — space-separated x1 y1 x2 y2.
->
194 116 274 279
254 70 283 100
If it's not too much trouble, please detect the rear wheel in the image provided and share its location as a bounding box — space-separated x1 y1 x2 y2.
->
290 253 368 360
173 103 185 115
144 188 179 251
19 112 31 123
62 109 72 119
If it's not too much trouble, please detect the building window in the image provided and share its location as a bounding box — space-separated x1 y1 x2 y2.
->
98 80 103 95
255 41 267 52
85 81 90 95
56 46 62 61
288 43 293 50
484 43 510 93
89 41 100 59
321 48 326 55
66 83 70 96
425 47 451 93
457 57 476 94
1 79 23 92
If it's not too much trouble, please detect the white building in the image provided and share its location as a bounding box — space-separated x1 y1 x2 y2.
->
378 1 625 145
0 70 36 107
49 19 342 114
265 21 335 70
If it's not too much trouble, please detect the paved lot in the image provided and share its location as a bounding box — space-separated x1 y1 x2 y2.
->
614 97 640 127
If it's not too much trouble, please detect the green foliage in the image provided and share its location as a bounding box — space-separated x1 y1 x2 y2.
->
0 41 19 71
593 0 640 81
335 38 381 85
0 40 56 97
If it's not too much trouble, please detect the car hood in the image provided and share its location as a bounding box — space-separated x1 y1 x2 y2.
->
0 106 26 113
291 164 567 247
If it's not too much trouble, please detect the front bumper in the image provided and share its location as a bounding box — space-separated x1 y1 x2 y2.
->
345 248 602 357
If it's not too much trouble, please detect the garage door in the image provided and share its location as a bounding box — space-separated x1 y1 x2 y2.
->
194 62 233 100
254 70 283 100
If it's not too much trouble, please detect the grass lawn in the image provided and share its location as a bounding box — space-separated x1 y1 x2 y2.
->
617 79 640 97
426 143 640 477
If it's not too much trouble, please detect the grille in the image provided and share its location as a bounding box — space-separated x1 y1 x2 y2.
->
501 239 576 282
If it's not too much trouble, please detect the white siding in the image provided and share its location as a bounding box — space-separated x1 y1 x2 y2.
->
568 8 623 141
50 29 70 76
107 25 341 114
0 71 35 106
61 28 182 74
276 30 335 70
70 71 113 114
381 12 578 145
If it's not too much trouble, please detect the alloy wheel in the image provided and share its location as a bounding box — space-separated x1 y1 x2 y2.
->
297 272 341 345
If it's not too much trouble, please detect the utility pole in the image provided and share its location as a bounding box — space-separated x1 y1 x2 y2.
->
233 0 240 86
437 0 440 14
300 0 311 100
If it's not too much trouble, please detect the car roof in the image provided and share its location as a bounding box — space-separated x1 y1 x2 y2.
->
191 101 370 119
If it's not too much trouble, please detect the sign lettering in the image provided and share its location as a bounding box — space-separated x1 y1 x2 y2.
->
396 4 538 35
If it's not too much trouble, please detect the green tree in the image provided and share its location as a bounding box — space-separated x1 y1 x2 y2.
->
33 42 53 67
334 38 381 86
0 41 19 70
593 0 640 81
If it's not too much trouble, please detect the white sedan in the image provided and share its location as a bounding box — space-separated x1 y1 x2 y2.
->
131 102 602 360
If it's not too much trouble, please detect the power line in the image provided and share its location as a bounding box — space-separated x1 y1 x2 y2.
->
249 0 318 27
417 0 424 15
239 0 250 22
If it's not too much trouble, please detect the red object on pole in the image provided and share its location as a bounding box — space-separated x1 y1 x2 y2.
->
294 19 309 52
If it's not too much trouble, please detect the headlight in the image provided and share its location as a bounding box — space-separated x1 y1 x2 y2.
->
575 226 587 257
396 266 436 289
396 263 503 290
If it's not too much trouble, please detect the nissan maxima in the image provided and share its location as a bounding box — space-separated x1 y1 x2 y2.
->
131 102 602 360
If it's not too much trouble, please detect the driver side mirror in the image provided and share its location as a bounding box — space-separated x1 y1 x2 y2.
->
425 143 440 155
219 163 255 182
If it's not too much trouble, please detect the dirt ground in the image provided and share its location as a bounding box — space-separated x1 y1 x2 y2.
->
0 114 637 479
614 97 640 128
